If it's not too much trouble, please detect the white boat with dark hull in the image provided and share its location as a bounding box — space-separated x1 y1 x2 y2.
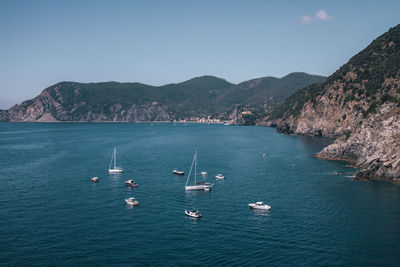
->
248 202 271 210
185 151 213 191
173 169 184 175
125 197 139 206
215 174 224 180
201 171 208 176
90 177 99 183
109 147 124 174
185 210 201 218
125 179 138 187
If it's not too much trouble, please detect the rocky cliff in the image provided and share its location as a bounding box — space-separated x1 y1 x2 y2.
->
272 24 400 182
317 103 400 182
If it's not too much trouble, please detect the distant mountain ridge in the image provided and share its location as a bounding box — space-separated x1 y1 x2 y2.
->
0 72 325 123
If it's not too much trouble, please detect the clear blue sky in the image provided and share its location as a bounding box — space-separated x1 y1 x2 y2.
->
0 0 399 109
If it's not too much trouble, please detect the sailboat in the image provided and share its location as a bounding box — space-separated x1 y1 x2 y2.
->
108 147 124 174
185 151 214 191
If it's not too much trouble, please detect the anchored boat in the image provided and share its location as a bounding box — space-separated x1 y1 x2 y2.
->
125 197 139 206
125 179 138 187
185 210 201 218
173 169 184 175
215 174 224 180
184 151 213 191
248 202 271 210
90 177 99 183
108 147 124 174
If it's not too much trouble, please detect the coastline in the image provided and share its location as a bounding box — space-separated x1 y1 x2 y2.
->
0 120 232 124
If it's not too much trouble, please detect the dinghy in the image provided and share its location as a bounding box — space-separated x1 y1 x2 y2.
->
185 210 201 218
125 197 139 206
90 177 99 183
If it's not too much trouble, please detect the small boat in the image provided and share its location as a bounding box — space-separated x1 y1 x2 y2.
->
248 202 271 210
125 179 139 187
185 210 201 218
125 197 139 206
109 147 124 174
263 153 267 157
215 174 224 180
173 169 185 175
185 151 214 191
201 171 208 176
90 177 99 183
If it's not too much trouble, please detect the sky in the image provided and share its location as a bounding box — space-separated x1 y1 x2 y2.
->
0 0 399 109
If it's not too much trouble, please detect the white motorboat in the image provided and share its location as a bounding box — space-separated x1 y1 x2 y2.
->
185 210 201 218
201 171 208 176
248 202 271 210
108 147 124 174
125 179 138 187
173 169 184 175
125 197 139 206
215 174 224 180
185 151 214 191
90 177 99 183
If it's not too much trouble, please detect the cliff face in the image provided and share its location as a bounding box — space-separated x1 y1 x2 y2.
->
273 25 400 182
317 104 400 183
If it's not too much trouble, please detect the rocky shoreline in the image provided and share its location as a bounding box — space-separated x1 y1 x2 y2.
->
272 25 400 184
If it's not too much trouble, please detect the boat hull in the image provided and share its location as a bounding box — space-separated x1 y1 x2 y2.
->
109 169 124 174
185 184 213 191
125 182 138 187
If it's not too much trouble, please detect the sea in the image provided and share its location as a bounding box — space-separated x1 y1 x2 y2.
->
1 122 400 266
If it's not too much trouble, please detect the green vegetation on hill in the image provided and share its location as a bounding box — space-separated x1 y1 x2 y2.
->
3 72 325 122
219 72 326 108
272 24 400 122
269 83 323 120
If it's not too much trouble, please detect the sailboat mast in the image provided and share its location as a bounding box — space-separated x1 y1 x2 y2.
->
114 148 117 169
194 151 197 184
186 151 196 187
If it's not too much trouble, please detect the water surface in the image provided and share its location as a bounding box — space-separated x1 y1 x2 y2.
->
1 123 400 266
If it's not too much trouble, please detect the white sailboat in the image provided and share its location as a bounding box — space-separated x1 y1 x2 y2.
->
108 147 124 174
185 151 213 191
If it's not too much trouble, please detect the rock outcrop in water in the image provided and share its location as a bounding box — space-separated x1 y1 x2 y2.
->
269 24 400 183
0 73 325 123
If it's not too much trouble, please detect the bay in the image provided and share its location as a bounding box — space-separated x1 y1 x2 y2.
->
1 123 400 266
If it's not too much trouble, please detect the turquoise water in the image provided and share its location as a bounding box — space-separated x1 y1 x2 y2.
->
1 123 400 266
